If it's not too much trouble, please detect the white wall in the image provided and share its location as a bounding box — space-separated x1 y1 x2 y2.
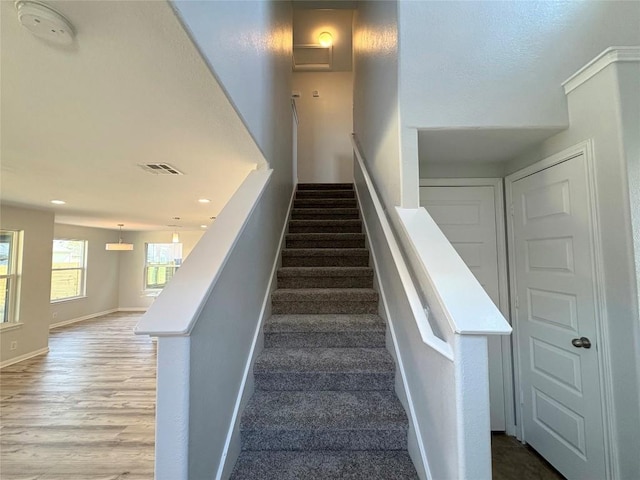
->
506 60 640 479
50 224 120 325
118 230 204 310
292 72 353 183
353 0 403 208
0 206 54 365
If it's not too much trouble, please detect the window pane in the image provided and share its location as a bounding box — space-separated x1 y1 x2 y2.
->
146 243 182 264
51 269 83 301
146 266 179 289
0 277 8 322
0 231 13 273
52 240 85 269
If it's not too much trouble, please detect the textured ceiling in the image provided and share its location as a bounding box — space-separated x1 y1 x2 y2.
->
1 0 264 231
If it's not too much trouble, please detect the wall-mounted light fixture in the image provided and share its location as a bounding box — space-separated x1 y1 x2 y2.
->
106 224 134 251
318 32 333 47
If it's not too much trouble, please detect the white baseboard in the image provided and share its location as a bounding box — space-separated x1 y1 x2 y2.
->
1 347 49 369
50 309 119 329
118 307 148 312
216 186 296 480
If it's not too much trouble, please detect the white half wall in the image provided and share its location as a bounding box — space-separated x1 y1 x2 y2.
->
51 224 120 326
0 205 54 365
292 72 354 183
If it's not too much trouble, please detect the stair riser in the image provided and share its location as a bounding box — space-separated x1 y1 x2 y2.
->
272 301 378 315
241 429 407 451
296 190 355 199
254 373 394 391
291 211 359 220
298 184 353 190
285 239 365 249
294 200 358 208
264 332 386 348
277 276 373 289
282 256 369 267
289 224 362 234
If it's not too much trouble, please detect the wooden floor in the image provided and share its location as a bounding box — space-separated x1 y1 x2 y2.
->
0 312 155 480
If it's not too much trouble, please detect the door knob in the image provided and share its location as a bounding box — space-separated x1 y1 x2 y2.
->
571 337 591 349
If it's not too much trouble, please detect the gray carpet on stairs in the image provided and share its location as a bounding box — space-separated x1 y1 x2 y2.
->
230 183 419 479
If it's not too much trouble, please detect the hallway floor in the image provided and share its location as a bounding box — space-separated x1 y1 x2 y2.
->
1 313 564 479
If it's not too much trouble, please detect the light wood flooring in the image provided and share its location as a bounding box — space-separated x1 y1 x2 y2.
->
1 312 155 480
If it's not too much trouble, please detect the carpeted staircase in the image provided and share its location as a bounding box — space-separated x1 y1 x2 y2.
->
230 183 419 479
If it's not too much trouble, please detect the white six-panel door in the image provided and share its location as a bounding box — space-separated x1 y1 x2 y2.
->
508 153 606 479
419 184 508 431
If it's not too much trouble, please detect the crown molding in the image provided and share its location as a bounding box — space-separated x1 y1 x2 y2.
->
563 46 640 95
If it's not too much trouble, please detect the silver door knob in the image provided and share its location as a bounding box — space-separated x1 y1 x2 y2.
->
571 337 591 349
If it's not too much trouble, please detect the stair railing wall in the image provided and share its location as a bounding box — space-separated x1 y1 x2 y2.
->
352 135 512 480
136 169 290 479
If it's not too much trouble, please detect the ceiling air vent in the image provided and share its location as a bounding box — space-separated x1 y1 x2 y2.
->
138 163 184 175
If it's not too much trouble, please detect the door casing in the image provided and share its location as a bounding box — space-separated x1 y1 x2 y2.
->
505 140 617 479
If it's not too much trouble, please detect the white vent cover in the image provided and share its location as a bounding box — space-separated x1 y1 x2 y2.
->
293 45 333 72
138 163 184 175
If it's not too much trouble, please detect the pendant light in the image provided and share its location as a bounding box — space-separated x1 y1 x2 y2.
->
171 217 180 243
106 224 134 251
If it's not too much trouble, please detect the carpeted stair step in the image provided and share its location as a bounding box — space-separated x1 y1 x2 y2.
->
264 314 386 348
288 219 362 234
291 208 359 220
285 233 365 249
240 390 408 451
297 183 354 190
295 189 355 199
230 450 419 480
282 248 369 267
254 347 395 391
278 267 373 289
272 288 378 314
293 198 358 209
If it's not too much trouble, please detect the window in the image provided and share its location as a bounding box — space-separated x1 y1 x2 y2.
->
145 243 182 290
51 239 87 302
0 231 19 323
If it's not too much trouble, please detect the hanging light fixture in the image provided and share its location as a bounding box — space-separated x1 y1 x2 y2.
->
105 224 134 251
171 217 180 243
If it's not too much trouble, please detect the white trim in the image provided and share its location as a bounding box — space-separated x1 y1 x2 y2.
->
355 178 432 480
118 307 148 312
0 347 49 369
563 47 640 95
0 322 24 333
505 140 616 477
419 178 516 435
49 309 119 329
215 186 296 480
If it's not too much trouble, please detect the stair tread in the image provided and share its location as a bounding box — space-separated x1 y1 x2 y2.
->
297 183 354 190
231 451 418 480
292 208 359 214
289 219 361 225
255 348 394 373
265 314 385 333
278 267 373 277
240 390 407 430
273 288 378 300
282 248 368 257
286 233 365 239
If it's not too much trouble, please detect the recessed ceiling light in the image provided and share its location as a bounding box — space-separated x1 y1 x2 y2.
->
50 200 66 205
200 225 207 229
198 198 211 204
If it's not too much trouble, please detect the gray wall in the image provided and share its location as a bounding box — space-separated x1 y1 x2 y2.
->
50 224 120 325
506 61 640 479
0 205 54 365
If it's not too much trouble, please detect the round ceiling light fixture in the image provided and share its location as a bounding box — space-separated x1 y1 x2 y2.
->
15 1 75 45
318 32 333 48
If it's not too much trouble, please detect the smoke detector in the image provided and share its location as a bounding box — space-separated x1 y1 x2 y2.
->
15 1 74 45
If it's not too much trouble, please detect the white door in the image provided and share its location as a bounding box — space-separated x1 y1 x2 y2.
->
509 154 606 479
420 185 507 431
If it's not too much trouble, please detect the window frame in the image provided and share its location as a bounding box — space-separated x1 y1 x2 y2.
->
144 242 182 291
0 230 20 323
50 239 88 303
